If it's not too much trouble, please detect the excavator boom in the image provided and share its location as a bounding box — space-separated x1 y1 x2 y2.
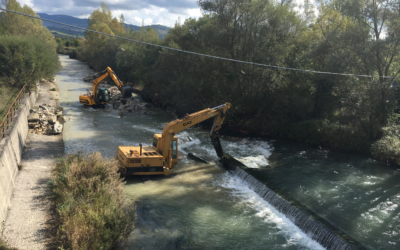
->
116 102 231 176
79 67 132 106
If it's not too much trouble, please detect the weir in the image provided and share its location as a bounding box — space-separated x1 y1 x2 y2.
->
222 154 366 250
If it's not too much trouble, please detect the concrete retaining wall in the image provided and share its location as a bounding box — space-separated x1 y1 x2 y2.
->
0 87 38 224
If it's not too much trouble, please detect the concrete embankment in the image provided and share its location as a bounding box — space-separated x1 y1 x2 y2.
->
0 84 38 224
1 80 64 249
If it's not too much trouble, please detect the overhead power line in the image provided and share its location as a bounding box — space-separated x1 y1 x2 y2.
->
1 7 399 79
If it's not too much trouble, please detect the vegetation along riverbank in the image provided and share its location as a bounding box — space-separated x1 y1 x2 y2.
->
50 153 134 249
69 1 400 166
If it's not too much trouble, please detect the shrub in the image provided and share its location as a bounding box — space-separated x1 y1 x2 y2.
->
68 49 77 59
56 43 65 54
371 125 400 165
0 36 61 89
51 153 134 250
50 88 56 91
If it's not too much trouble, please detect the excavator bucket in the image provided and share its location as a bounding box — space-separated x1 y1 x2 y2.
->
120 86 133 98
210 136 224 158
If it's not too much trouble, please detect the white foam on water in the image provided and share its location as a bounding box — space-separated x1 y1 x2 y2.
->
235 155 269 168
225 139 273 159
132 124 162 134
214 173 325 250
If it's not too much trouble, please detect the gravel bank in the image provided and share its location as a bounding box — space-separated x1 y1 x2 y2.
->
3 80 64 250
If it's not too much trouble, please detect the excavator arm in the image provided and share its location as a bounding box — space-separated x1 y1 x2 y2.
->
157 102 231 168
91 67 131 102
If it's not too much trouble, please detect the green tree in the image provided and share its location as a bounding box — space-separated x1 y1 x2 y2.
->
73 38 80 47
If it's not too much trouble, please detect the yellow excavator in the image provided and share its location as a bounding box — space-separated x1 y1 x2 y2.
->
117 102 231 175
79 67 132 106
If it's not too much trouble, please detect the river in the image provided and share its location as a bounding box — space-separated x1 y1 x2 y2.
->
56 55 399 250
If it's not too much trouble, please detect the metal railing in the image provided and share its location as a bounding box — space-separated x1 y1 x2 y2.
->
0 84 28 140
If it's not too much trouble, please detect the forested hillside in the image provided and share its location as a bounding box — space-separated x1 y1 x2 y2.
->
75 0 400 165
37 12 170 38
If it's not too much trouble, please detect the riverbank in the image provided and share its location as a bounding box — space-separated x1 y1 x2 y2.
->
3 80 64 250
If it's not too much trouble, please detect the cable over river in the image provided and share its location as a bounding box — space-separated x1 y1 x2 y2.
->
56 55 400 250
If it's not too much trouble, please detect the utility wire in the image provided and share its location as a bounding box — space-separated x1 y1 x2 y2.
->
1 7 399 79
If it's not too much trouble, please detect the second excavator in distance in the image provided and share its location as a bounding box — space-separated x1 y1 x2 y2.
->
79 67 132 106
117 102 231 175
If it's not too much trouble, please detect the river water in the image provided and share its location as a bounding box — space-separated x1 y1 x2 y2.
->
56 55 399 250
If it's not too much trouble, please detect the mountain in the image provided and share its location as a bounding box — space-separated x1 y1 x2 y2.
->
37 13 170 39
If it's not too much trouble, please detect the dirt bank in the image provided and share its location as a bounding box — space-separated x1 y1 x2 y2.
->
3 80 64 250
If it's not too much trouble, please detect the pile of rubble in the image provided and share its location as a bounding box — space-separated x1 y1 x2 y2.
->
83 74 151 117
28 104 65 135
108 86 150 117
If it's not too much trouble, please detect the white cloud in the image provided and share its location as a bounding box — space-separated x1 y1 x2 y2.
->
112 5 202 27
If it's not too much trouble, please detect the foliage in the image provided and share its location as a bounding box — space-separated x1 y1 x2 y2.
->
50 153 134 250
0 36 61 88
0 0 56 47
75 1 400 162
0 0 60 89
371 125 400 165
68 48 77 59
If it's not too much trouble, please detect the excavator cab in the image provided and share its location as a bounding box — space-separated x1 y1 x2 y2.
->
97 88 110 103
153 134 178 166
79 67 132 106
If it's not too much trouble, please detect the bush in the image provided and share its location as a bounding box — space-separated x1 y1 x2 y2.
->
0 36 61 89
56 43 65 54
51 153 134 250
371 125 400 165
68 49 77 59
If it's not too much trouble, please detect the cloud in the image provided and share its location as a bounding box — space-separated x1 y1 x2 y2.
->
23 0 202 27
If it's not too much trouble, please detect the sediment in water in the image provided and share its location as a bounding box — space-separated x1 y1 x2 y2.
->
221 154 367 250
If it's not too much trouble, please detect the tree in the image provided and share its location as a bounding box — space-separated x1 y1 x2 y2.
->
73 38 80 47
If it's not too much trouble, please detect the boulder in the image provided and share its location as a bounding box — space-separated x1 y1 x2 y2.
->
118 111 125 117
57 115 66 124
28 113 39 122
28 121 39 127
145 103 154 108
39 105 48 111
135 105 144 111
48 122 63 134
113 102 120 109
47 114 57 124
109 86 119 93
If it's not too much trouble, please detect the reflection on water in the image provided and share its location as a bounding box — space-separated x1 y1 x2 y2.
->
56 55 323 250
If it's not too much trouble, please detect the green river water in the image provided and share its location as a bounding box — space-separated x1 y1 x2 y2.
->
56 55 400 250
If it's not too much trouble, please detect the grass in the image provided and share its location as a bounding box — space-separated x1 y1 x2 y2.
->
0 85 21 122
50 153 134 250
50 88 56 91
0 221 17 250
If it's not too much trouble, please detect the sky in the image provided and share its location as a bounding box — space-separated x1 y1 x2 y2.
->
15 0 306 27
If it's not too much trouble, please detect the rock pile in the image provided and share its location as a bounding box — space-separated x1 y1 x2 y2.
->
83 73 150 116
108 86 148 117
28 104 65 135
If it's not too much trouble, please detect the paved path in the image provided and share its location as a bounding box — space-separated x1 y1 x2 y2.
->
3 81 64 250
